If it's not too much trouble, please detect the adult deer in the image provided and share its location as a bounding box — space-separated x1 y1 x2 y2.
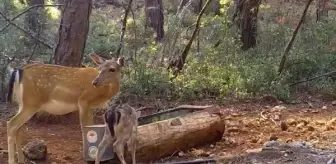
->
6 54 124 164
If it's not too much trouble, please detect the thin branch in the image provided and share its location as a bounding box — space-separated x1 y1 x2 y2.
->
0 11 53 49
115 0 133 57
289 70 336 86
0 4 64 33
196 0 203 54
168 0 212 77
130 7 137 62
27 27 42 63
260 111 278 126
277 0 313 75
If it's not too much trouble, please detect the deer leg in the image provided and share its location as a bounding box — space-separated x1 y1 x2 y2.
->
78 102 94 157
15 126 25 163
113 139 127 164
7 108 36 164
95 129 113 164
78 102 94 130
127 129 137 164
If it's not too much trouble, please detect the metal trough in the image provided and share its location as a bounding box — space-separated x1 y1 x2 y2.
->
83 106 206 162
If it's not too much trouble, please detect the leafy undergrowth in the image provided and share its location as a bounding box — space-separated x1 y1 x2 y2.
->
2 101 336 163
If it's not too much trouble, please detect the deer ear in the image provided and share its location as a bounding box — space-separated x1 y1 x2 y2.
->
135 110 141 119
89 53 105 65
117 56 125 67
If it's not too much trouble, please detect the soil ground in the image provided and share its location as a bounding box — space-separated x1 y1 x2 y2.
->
1 100 336 164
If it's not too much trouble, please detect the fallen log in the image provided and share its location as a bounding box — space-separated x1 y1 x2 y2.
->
126 108 226 163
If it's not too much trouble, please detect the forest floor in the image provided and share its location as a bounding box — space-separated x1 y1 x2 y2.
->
1 98 336 164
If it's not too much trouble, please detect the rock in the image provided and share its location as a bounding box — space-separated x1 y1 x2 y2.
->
263 140 280 148
332 101 336 106
288 141 312 149
63 155 72 160
296 122 305 128
227 127 241 133
269 135 278 141
308 102 314 108
178 151 185 157
190 149 210 157
250 138 258 143
307 126 315 131
22 140 47 160
286 138 293 143
327 157 336 164
245 148 262 153
322 106 328 110
280 121 288 131
271 105 286 111
190 148 204 157
287 118 297 126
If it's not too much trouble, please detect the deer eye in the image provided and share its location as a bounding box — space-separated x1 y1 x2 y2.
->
109 68 115 72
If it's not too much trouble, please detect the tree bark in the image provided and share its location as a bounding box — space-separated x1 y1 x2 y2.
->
145 0 164 42
120 110 225 163
232 0 261 51
53 0 92 67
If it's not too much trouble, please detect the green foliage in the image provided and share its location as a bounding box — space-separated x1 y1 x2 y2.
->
2 1 336 102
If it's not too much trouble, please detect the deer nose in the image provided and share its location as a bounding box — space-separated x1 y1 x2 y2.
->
92 81 98 86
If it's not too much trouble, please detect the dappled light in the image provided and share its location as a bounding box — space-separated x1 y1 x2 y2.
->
2 0 336 163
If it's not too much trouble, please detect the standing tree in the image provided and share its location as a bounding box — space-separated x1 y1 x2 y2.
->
316 0 329 22
232 0 261 50
53 0 92 67
316 0 336 22
23 0 45 47
145 0 164 42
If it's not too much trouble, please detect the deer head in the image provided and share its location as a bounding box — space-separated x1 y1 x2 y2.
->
89 54 125 87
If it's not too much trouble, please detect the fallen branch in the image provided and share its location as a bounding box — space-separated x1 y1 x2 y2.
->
289 70 336 86
114 0 133 57
277 0 313 75
0 149 8 153
260 111 278 126
168 0 212 77
0 4 64 33
0 11 53 49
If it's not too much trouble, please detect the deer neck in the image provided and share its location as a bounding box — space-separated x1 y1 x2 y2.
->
105 79 121 98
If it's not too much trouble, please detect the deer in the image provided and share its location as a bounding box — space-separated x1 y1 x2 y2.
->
95 103 139 164
6 53 124 164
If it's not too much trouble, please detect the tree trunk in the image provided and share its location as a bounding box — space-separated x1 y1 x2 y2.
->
232 0 261 51
316 0 329 22
145 0 164 42
24 0 45 47
119 110 225 163
168 0 212 77
53 0 92 67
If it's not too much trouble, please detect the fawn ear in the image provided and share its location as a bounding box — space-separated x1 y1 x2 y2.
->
117 56 125 67
89 53 106 65
135 110 141 119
